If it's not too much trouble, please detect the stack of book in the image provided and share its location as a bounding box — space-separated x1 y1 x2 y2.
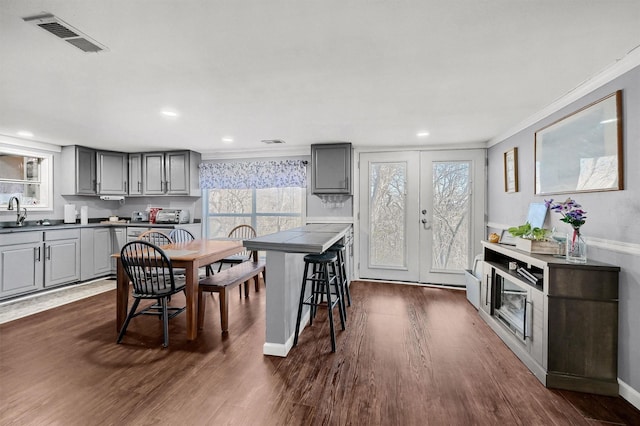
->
517 267 543 285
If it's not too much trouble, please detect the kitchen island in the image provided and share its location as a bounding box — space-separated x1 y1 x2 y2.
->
243 223 352 357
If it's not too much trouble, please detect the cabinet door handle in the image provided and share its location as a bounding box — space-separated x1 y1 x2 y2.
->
485 274 491 306
46 245 51 260
34 246 41 261
525 300 533 339
138 181 141 192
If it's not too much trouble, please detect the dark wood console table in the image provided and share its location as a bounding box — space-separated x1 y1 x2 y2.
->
480 241 620 396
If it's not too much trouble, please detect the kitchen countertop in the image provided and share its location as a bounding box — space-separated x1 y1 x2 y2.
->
0 219 201 234
243 223 351 253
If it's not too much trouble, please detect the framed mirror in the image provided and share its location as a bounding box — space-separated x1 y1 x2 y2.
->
534 90 623 195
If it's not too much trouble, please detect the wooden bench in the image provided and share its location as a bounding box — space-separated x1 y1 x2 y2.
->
197 257 266 333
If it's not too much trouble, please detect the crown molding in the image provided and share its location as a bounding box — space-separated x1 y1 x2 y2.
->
488 44 640 147
0 134 62 153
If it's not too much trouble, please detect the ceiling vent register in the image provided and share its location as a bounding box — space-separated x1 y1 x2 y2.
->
22 13 107 53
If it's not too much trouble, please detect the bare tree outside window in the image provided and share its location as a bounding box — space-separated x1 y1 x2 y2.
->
206 187 303 239
431 161 470 271
369 162 406 268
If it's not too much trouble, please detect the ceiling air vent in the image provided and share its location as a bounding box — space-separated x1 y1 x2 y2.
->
261 139 286 144
23 13 107 53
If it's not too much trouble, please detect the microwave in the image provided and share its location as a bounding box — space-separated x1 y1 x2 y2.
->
155 209 190 224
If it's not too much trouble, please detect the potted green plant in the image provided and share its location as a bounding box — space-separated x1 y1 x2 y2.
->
508 222 560 254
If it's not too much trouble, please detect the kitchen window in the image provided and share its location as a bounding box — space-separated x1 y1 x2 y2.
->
200 159 307 239
205 187 304 238
0 149 53 211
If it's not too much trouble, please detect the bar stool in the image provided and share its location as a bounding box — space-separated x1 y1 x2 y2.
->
294 251 346 352
328 243 351 308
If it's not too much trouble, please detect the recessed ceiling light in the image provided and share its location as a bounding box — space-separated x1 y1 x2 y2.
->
222 137 234 144
17 130 34 138
417 131 430 138
161 110 179 118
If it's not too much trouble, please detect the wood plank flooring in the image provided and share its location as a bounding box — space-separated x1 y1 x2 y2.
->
1 280 638 425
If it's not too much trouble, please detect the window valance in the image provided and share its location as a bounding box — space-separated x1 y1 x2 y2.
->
199 160 307 189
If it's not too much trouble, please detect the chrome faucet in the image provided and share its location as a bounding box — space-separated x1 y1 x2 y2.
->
7 196 27 226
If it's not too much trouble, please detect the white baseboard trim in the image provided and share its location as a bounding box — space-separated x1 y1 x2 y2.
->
619 379 640 410
262 310 310 357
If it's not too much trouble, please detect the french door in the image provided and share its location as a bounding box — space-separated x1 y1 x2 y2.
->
358 149 485 286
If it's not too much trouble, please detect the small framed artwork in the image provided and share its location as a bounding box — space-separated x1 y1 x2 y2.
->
499 229 517 246
504 147 518 193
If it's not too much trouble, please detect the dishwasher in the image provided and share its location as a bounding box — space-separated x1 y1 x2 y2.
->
126 226 151 242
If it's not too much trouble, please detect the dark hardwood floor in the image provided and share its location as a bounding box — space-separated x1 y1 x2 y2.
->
1 280 638 425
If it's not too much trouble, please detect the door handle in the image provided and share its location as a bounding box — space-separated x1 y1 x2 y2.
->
421 218 431 230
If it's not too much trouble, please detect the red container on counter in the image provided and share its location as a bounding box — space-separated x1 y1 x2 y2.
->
149 208 161 224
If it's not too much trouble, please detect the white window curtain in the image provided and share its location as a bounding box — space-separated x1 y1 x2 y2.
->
199 160 307 189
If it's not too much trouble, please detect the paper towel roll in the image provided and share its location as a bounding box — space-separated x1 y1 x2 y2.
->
80 206 88 225
64 204 76 224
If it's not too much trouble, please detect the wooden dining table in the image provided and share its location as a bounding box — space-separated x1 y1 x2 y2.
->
114 239 243 340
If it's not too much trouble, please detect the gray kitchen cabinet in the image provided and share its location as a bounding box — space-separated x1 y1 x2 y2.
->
142 152 165 195
61 145 97 195
111 227 127 273
142 151 201 196
0 231 44 299
128 153 143 196
61 146 128 196
97 151 128 195
81 227 113 280
44 229 81 288
311 143 352 195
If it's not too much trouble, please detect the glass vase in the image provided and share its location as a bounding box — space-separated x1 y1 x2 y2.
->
566 229 587 263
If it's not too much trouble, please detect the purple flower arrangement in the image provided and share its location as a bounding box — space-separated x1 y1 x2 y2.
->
545 198 587 230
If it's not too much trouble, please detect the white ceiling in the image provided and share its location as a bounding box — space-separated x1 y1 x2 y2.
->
1 1 639 157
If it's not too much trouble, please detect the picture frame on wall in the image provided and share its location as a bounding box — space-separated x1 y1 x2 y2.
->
534 90 623 195
504 147 518 193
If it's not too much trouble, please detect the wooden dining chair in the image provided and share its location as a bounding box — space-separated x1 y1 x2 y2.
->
138 230 172 246
216 225 260 295
168 228 195 243
168 228 215 277
117 240 186 347
217 225 256 271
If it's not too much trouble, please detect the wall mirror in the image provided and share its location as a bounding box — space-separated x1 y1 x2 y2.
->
534 90 623 195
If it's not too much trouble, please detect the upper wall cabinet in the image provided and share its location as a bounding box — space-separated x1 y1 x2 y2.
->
61 146 127 196
128 153 143 196
97 151 128 195
142 151 201 196
62 146 201 197
311 143 352 195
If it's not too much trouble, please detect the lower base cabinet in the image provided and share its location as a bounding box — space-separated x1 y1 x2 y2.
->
480 241 619 396
0 232 43 298
44 229 81 288
81 228 113 281
111 227 127 274
0 229 81 300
